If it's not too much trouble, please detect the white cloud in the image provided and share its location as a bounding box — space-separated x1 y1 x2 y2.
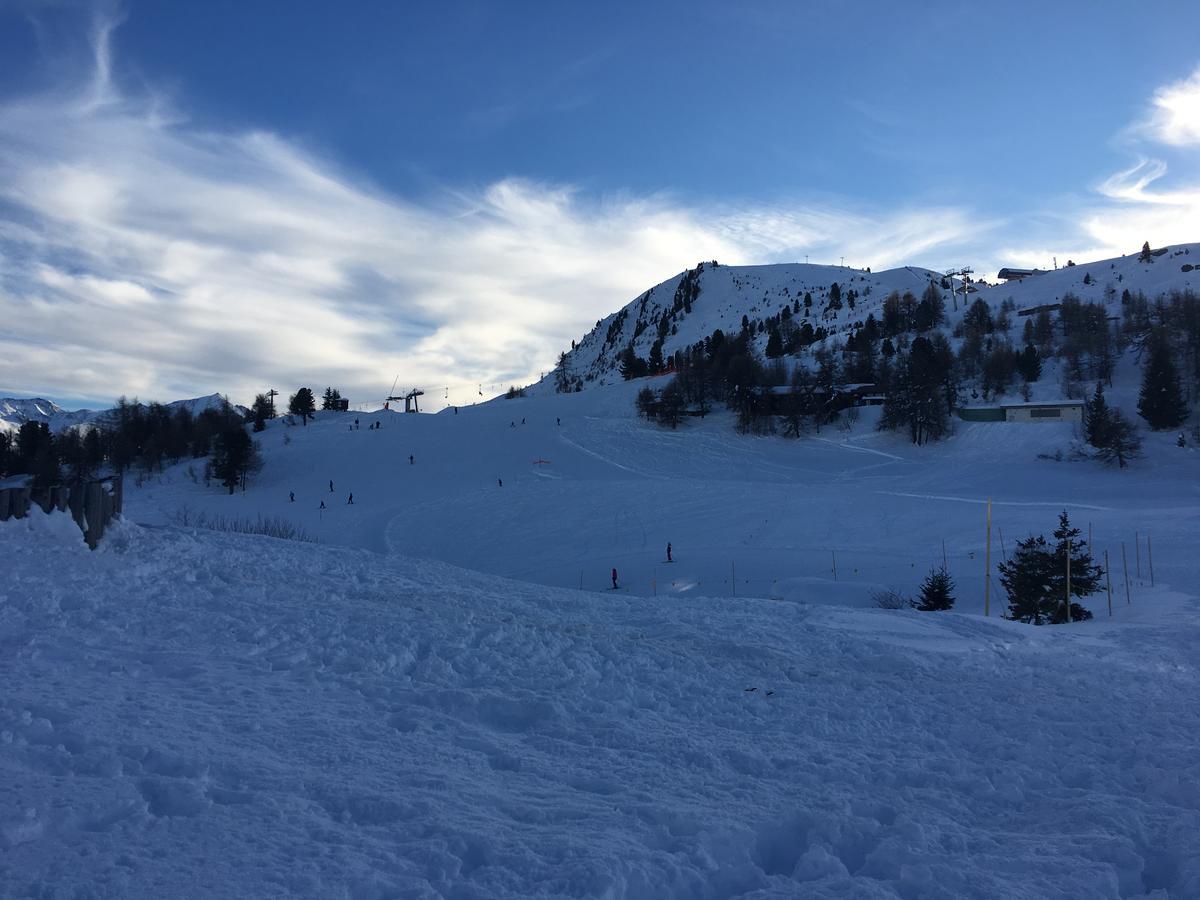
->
1143 65 1200 147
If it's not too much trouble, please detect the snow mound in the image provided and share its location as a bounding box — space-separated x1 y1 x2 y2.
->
3 522 1199 897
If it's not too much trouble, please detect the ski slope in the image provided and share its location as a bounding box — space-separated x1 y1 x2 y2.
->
130 375 1200 610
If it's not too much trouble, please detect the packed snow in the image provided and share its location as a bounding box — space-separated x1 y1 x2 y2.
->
4 368 1200 896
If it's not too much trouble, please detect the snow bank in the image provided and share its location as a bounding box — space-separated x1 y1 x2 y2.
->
3 522 1199 897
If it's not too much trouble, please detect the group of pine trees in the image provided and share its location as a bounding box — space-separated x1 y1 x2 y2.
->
882 511 1101 624
998 512 1099 624
0 384 345 495
0 397 256 492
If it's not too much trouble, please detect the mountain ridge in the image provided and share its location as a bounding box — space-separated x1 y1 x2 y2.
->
541 243 1199 394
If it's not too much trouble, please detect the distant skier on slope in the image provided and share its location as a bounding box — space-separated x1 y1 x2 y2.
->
498 478 503 487
666 542 672 563
347 493 354 505
289 491 295 502
611 568 618 590
409 454 414 465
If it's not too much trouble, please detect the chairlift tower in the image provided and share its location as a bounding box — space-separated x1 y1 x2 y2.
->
386 387 425 413
945 266 973 311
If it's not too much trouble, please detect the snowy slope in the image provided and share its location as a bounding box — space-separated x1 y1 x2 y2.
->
553 261 945 389
127 380 1200 609
4 511 1199 898
546 243 1200 392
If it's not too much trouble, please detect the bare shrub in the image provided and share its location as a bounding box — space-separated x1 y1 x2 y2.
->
172 507 316 542
871 588 914 610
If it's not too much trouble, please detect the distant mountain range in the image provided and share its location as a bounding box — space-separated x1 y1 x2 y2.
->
0 394 245 435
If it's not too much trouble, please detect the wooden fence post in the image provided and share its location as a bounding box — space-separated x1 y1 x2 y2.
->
985 499 992 617
1122 543 1131 605
1147 534 1154 588
1105 550 1112 618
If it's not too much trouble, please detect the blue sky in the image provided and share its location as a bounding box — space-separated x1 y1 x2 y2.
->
1 0 1198 409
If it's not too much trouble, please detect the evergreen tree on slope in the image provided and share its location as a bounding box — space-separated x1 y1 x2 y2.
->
916 566 956 611
1137 333 1188 429
289 387 316 425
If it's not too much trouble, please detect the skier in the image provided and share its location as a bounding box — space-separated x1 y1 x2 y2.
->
409 454 414 465
611 567 618 590
667 542 672 563
498 478 503 487
319 500 326 510
347 493 354 505
375 420 381 429
556 417 560 426
521 417 526 425
329 480 334 492
354 418 359 429
289 491 295 503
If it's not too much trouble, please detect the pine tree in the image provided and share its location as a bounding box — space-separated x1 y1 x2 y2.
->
1139 241 1152 262
211 426 262 494
828 282 842 309
554 351 571 393
619 346 648 380
999 535 1055 624
1097 410 1141 468
1137 334 1188 429
1016 344 1042 383
635 386 657 420
321 387 342 411
1047 511 1099 622
916 565 956 611
1083 383 1110 448
648 339 665 372
659 381 685 428
765 327 784 358
288 387 316 425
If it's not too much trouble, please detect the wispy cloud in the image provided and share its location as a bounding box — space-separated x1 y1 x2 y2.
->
0 17 991 408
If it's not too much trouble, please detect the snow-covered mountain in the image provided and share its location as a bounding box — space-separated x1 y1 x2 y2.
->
546 242 1199 390
0 398 101 434
0 393 246 435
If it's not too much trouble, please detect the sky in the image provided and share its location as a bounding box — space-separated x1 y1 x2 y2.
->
0 0 1198 410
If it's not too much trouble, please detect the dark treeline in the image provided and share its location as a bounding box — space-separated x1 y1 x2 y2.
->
0 396 261 494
